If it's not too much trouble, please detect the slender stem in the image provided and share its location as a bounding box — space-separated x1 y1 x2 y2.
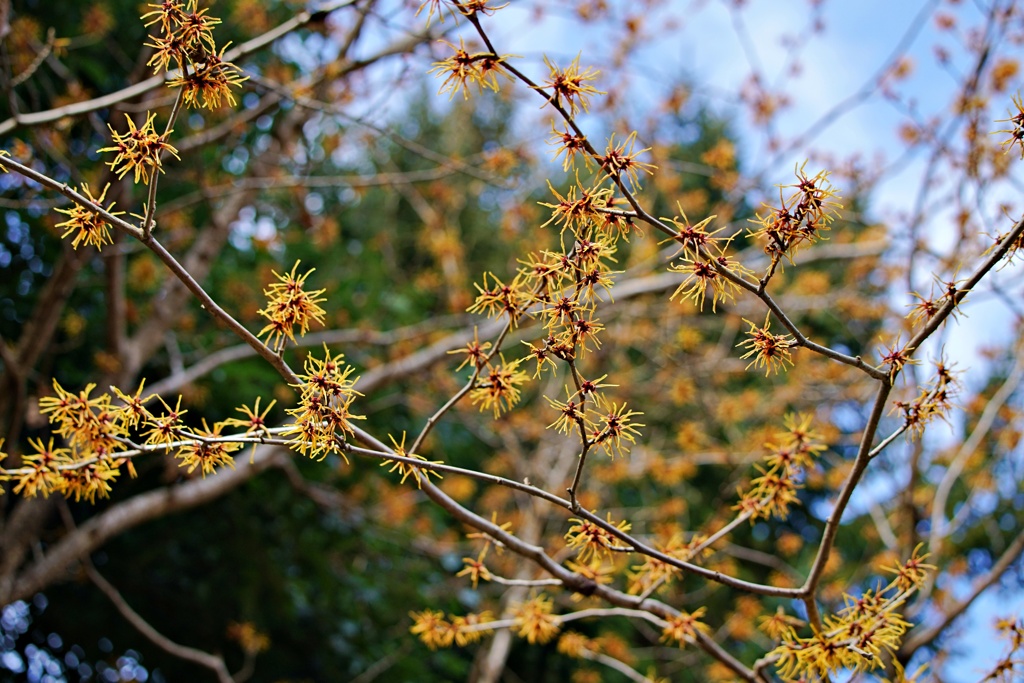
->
142 88 185 239
905 217 1024 355
565 360 592 510
408 321 512 456
572 507 802 598
143 236 300 386
86 562 235 683
346 444 573 510
801 382 892 606
1 156 143 239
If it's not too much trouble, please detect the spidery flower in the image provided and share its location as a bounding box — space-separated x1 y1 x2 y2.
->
176 418 240 476
167 45 248 109
759 606 805 642
428 38 512 100
883 543 936 591
591 402 644 457
13 438 70 499
512 595 560 645
282 345 363 460
536 54 604 116
538 176 613 235
110 381 152 430
996 93 1024 159
54 183 124 251
661 608 710 646
549 122 589 171
470 357 529 417
735 413 825 520
97 112 179 185
522 339 558 378
142 394 188 450
257 260 328 352
879 335 919 382
662 209 724 259
380 432 442 488
448 327 492 371
738 314 797 376
220 397 277 463
597 131 655 191
749 162 842 263
669 254 743 312
456 546 492 589
467 272 529 325
416 0 507 25
564 514 631 563
771 573 923 680
220 397 276 438
142 1 247 109
546 389 588 435
890 359 959 439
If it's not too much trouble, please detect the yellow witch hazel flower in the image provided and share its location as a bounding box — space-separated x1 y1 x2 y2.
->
257 260 327 353
55 183 124 250
536 53 604 116
143 0 247 109
470 357 529 417
282 345 363 461
98 112 179 185
512 594 560 645
379 432 442 488
428 37 513 100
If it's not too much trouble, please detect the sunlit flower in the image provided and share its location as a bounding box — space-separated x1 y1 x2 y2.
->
282 345 363 461
996 93 1024 159
456 547 492 589
536 54 604 116
591 402 644 457
564 514 631 563
380 432 442 488
538 176 613 234
749 162 841 261
669 253 747 312
428 38 513 100
597 131 655 191
448 326 492 372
